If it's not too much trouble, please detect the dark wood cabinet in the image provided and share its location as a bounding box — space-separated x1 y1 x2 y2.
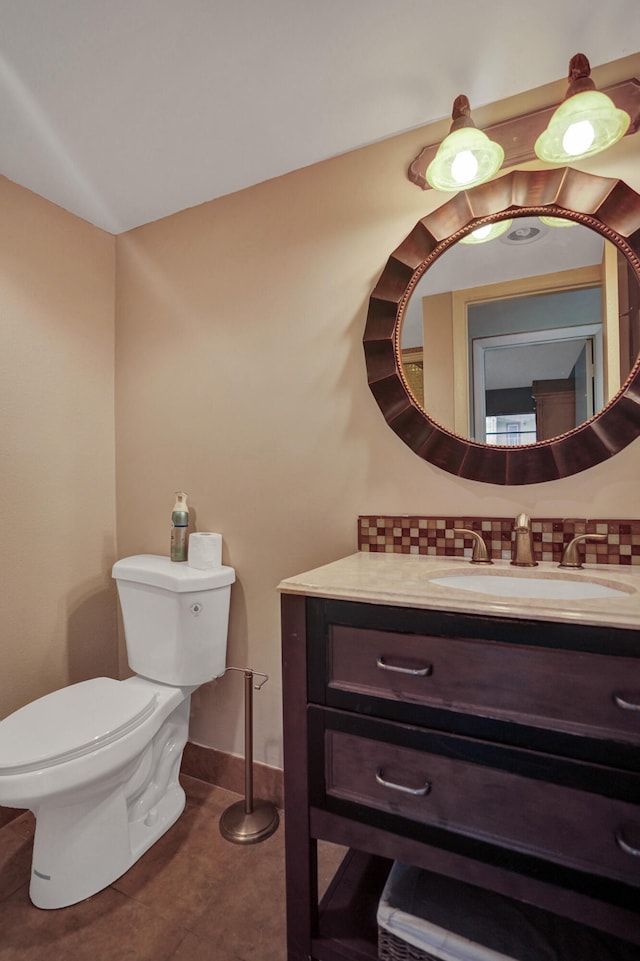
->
281 592 640 960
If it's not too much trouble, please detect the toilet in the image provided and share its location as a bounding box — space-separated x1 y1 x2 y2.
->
0 554 235 909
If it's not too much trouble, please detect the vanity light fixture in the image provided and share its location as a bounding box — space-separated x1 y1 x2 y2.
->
408 65 639 193
534 53 630 163
459 219 512 245
425 95 504 191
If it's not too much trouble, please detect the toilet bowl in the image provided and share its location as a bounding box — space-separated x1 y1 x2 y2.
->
0 555 235 909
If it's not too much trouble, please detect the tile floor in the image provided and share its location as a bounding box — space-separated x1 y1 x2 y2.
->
0 775 343 961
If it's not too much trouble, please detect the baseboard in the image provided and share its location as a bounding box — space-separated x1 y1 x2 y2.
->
0 806 24 830
181 741 284 807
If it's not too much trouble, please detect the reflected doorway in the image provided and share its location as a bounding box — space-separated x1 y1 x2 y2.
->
472 320 602 444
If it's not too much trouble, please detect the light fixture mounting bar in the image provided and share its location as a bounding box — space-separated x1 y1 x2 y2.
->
409 77 640 191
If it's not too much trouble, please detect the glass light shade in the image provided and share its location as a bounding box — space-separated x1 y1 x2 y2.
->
426 127 504 191
539 215 577 228
459 219 512 245
535 90 630 163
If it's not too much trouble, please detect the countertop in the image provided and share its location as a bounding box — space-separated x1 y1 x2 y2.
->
278 552 640 630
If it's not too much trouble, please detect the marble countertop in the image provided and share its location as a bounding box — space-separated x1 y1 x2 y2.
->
278 552 640 630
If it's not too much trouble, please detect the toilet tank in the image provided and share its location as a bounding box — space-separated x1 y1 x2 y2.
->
112 555 235 686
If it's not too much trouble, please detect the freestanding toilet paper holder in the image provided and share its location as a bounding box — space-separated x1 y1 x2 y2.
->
219 667 279 844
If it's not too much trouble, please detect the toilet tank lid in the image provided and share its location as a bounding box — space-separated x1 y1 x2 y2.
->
112 554 235 592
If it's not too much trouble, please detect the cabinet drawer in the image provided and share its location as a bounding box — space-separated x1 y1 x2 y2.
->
325 727 640 887
327 625 640 743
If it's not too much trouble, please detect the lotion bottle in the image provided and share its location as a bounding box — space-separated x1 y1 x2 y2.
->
170 491 189 562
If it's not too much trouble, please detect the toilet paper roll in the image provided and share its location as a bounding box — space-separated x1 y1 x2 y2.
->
188 532 223 570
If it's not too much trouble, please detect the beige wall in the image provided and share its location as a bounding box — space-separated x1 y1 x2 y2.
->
115 56 640 769
0 177 117 718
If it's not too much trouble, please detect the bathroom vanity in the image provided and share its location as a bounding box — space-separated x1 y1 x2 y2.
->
279 553 640 960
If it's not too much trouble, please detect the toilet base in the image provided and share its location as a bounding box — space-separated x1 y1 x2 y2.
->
30 781 186 909
29 696 191 910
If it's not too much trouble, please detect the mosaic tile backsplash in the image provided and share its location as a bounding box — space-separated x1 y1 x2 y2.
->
358 515 640 565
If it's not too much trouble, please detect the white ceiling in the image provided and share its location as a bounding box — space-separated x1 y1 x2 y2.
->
1 1 639 233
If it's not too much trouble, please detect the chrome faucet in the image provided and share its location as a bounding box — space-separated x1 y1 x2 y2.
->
511 513 538 567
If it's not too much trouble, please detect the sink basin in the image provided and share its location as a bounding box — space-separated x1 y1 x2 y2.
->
429 572 629 600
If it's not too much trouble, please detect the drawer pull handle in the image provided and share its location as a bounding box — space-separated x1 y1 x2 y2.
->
613 692 640 712
376 657 432 677
375 768 431 797
615 827 640 857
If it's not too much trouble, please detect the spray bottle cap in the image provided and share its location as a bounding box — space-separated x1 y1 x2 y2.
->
172 491 189 527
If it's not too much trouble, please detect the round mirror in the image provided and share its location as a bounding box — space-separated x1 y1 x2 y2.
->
364 167 640 485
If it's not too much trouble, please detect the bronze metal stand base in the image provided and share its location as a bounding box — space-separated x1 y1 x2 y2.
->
219 798 279 845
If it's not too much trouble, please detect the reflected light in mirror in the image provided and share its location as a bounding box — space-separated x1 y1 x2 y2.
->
539 216 577 228
460 220 512 245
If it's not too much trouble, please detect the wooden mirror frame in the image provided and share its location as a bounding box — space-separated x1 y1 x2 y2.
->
364 167 640 485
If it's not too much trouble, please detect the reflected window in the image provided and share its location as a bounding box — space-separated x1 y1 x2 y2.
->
485 414 537 446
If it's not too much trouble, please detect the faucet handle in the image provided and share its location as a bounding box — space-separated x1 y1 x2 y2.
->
454 529 493 565
559 533 607 569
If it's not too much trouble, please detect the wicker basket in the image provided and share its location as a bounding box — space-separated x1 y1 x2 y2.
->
377 862 639 961
378 927 440 961
376 863 500 961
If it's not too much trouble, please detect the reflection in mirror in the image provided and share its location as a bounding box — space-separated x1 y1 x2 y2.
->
474 319 602 443
400 216 640 445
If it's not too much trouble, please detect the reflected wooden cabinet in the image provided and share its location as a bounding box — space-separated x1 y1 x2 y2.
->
532 379 576 440
281 593 640 961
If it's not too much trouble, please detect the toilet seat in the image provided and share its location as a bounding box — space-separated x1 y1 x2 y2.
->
0 677 157 775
